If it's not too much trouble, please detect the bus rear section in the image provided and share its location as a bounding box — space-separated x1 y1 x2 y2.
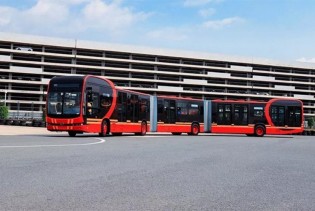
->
265 99 304 135
150 96 204 135
209 99 304 136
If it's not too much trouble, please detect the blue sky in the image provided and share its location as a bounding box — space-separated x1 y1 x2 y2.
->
0 0 315 62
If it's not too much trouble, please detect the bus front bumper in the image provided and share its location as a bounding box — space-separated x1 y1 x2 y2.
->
47 123 101 133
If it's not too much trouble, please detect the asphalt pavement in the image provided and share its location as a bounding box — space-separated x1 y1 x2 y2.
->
0 128 314 210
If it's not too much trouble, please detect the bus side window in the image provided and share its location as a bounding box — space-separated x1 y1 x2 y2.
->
139 97 149 121
288 106 301 127
217 104 231 125
86 87 93 102
254 106 264 117
243 105 248 124
224 105 231 124
157 100 164 122
117 92 127 122
233 104 248 125
126 94 139 122
176 101 188 122
86 92 99 118
217 104 224 124
200 104 204 116
270 106 285 126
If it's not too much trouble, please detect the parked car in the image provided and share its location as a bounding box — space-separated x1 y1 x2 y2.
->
16 47 33 51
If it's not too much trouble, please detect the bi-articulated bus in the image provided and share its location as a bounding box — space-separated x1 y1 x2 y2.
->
46 75 304 137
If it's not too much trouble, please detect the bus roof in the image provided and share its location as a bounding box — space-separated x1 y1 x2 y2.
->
211 98 301 104
116 87 151 96
157 95 203 101
211 99 267 104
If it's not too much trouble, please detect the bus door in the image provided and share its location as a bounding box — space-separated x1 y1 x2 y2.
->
164 100 176 124
233 104 248 125
270 106 285 126
85 87 99 118
217 104 232 125
287 106 302 127
117 91 127 122
85 87 91 112
127 94 139 122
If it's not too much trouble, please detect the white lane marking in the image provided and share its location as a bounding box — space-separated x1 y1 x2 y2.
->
0 138 106 148
121 136 170 138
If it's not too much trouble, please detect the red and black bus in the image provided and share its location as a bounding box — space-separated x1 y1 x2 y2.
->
209 99 304 136
46 75 150 137
46 75 304 137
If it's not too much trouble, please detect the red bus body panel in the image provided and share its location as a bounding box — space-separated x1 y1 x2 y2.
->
47 117 146 134
210 125 303 135
110 121 149 133
265 127 303 135
211 125 254 134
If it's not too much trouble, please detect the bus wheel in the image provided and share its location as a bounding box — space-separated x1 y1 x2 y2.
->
136 122 147 136
68 131 76 137
189 123 199 136
254 125 265 137
99 120 108 137
141 122 147 135
172 132 182 135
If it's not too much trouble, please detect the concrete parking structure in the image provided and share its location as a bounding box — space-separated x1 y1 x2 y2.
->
0 32 314 121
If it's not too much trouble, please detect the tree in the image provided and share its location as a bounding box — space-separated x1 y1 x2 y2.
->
0 105 9 119
308 117 315 129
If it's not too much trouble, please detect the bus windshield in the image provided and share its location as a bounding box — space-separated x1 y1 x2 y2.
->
47 79 83 117
47 92 82 116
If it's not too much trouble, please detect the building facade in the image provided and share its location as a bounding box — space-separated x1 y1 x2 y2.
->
0 33 315 119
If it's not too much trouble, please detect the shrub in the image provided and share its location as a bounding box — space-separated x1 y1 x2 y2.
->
42 109 46 122
0 106 9 119
308 117 315 129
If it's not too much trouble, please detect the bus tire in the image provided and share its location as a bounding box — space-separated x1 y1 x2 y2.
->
188 123 199 136
254 125 265 137
172 132 182 135
136 121 147 136
99 120 108 137
68 131 77 137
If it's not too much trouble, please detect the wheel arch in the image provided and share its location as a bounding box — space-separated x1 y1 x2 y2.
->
141 119 148 125
254 123 266 129
191 121 200 127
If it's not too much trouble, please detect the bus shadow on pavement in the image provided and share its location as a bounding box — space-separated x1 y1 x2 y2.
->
33 133 294 139
200 134 294 139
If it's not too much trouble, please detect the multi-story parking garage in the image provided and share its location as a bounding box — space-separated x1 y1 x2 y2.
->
0 32 315 119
